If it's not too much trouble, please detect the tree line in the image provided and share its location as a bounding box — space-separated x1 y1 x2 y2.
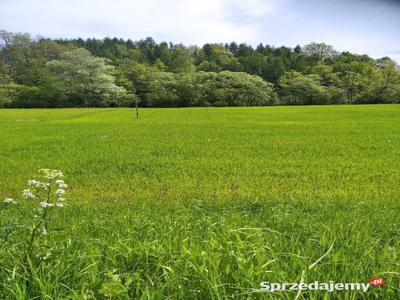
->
0 30 399 108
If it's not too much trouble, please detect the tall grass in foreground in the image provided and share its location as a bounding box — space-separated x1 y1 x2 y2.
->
1 195 399 298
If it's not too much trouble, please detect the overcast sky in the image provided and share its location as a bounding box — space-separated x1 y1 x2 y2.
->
0 0 399 62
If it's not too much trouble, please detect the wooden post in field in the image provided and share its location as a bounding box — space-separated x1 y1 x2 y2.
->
135 100 139 119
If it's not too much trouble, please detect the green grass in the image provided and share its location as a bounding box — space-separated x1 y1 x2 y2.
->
0 105 399 299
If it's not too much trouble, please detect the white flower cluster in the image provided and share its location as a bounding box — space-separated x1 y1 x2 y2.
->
28 179 49 188
54 179 67 207
55 180 67 188
3 169 67 209
39 201 64 208
3 198 17 204
23 189 36 199
35 170 67 208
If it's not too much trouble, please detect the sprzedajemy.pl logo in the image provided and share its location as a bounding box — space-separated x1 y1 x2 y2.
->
259 277 385 293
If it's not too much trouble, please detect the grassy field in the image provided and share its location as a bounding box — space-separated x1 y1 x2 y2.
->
0 105 399 299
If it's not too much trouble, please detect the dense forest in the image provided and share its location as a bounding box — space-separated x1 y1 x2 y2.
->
0 30 399 108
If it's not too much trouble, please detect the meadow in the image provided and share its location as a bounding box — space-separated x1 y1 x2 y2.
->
0 105 399 299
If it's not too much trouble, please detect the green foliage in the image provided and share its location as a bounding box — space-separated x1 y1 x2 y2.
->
1 30 400 107
0 62 13 107
195 71 277 106
167 47 195 73
356 59 400 104
303 42 338 62
0 31 74 86
144 71 277 107
46 49 133 107
278 71 339 105
146 72 180 107
196 44 241 72
0 85 12 107
0 83 40 108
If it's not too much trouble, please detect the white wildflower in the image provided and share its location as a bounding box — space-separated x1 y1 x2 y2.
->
28 179 47 188
3 198 17 204
23 189 35 199
55 180 68 188
57 197 66 202
56 203 64 208
39 202 54 208
55 189 65 195
28 179 37 186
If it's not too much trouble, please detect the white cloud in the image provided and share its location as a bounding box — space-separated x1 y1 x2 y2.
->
0 0 281 44
0 0 399 62
227 0 286 17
